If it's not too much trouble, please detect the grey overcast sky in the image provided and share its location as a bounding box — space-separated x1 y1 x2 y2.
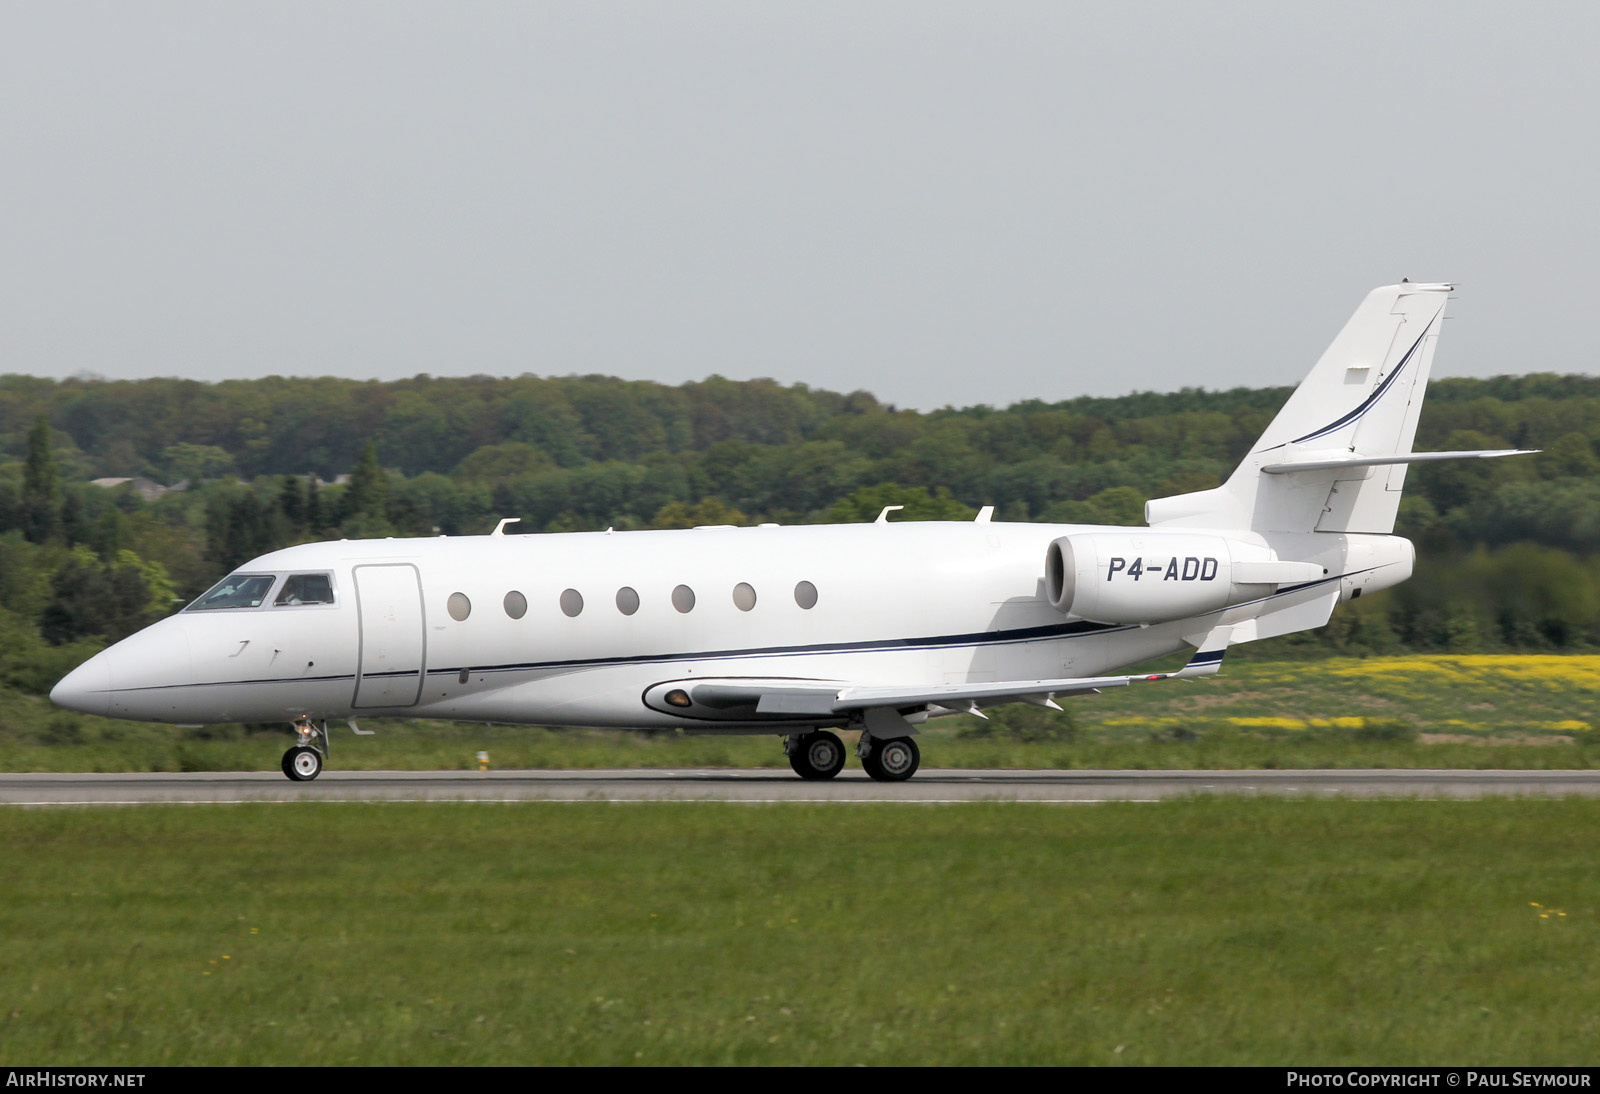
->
1 2 1596 410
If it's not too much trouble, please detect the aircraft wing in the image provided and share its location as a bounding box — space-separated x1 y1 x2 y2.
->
685 646 1226 717
832 647 1224 712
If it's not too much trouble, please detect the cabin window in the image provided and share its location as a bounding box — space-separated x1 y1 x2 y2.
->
672 584 696 613
794 580 818 610
560 589 584 617
448 592 472 621
186 573 277 611
274 573 335 606
504 591 527 619
732 582 757 611
616 587 640 615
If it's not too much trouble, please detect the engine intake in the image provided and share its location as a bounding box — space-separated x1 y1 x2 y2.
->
1044 532 1323 625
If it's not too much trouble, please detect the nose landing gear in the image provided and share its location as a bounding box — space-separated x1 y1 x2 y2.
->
282 718 327 781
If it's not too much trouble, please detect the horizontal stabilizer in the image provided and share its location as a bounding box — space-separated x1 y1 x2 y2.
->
1258 449 1536 475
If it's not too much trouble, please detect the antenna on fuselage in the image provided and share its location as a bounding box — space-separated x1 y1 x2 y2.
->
491 517 521 536
875 506 903 524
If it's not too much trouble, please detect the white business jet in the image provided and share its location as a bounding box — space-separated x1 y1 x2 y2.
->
50 283 1530 781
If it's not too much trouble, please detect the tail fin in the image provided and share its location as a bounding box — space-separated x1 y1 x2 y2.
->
1147 282 1467 534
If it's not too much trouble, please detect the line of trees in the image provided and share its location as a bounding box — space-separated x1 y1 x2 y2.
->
2 369 1600 697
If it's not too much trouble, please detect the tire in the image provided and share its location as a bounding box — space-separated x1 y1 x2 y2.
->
862 736 919 782
788 731 845 780
284 746 322 782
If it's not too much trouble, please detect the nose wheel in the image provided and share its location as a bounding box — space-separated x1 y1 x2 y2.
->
282 718 327 781
283 745 323 781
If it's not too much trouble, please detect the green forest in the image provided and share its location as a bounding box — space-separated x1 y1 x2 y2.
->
3 369 1600 701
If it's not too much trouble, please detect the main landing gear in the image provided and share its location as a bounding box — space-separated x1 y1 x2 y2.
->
859 733 920 782
282 718 326 781
783 730 920 782
786 731 846 780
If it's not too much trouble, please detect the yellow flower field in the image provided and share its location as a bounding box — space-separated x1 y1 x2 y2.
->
1073 654 1600 739
1326 654 1600 686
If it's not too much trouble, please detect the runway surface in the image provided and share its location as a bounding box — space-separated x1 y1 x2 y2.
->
5 768 1600 804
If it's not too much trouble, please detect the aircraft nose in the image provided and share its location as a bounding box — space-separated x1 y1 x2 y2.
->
50 651 112 717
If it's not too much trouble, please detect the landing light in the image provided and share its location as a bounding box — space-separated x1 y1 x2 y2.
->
665 689 692 708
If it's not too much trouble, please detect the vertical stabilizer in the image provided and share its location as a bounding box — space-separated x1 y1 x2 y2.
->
1146 282 1452 534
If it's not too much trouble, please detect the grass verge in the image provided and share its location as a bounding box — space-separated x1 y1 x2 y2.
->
2 799 1598 1065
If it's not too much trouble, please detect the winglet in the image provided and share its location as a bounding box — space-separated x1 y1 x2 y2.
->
1170 647 1226 679
1168 625 1232 679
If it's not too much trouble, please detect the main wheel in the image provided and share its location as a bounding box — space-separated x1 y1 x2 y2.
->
283 746 322 782
862 736 920 782
788 731 846 780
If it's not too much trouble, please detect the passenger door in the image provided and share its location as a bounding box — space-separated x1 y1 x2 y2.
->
352 563 426 708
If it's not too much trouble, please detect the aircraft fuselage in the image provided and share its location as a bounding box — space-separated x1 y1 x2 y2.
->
51 520 1409 731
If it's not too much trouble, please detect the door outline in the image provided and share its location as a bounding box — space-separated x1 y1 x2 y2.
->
352 563 427 709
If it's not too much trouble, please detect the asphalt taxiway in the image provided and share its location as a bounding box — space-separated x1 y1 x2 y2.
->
4 768 1600 805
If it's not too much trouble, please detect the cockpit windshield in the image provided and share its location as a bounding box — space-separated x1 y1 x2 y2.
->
275 573 335 606
186 574 277 611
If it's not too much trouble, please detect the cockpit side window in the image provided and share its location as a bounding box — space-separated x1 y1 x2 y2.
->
275 573 336 607
186 574 278 611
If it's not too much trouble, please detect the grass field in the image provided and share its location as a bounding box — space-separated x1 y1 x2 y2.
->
2 799 1598 1065
4 654 1600 773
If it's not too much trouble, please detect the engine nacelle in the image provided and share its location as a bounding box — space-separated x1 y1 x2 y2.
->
1044 532 1324 625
